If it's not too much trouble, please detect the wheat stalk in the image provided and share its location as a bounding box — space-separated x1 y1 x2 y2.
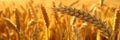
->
53 5 112 38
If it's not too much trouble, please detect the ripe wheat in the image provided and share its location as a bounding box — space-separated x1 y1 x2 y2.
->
53 5 112 37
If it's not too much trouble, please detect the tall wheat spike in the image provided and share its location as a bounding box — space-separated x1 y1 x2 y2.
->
53 5 112 38
15 8 20 31
112 9 120 40
41 4 50 28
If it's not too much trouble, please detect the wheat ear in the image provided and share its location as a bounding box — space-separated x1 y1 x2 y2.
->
41 4 50 28
15 8 20 31
53 5 112 37
3 18 20 40
111 9 120 40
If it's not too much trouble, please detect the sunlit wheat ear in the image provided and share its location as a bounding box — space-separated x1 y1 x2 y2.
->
2 18 20 40
3 18 18 32
53 5 111 36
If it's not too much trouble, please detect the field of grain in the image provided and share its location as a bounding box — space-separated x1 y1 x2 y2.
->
0 0 120 40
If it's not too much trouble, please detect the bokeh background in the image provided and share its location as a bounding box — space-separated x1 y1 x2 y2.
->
0 0 120 40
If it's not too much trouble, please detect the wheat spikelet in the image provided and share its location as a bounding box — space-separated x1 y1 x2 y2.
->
53 5 112 37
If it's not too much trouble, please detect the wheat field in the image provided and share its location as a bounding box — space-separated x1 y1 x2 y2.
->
0 0 120 40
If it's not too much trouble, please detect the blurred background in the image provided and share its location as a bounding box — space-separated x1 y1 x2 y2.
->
0 0 120 40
